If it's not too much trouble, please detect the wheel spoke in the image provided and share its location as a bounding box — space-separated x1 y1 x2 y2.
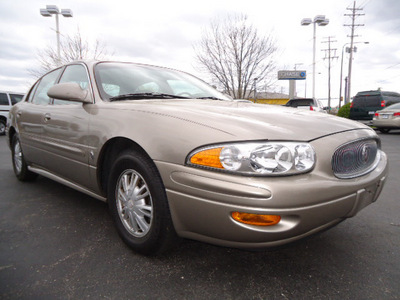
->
122 174 130 193
137 205 152 218
131 174 139 190
135 213 150 233
127 210 140 232
118 188 129 204
135 188 149 201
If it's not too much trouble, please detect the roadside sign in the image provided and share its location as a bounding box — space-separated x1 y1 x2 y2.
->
278 70 307 80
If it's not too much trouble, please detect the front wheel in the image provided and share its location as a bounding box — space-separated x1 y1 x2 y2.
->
11 135 38 181
107 150 178 255
0 119 6 135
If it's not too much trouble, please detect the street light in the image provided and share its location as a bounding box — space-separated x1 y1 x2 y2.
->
301 15 329 99
339 41 369 108
40 5 73 63
253 77 258 102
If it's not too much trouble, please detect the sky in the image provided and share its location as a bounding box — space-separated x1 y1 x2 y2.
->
0 0 399 107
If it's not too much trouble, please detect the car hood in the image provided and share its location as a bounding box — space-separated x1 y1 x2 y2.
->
110 99 369 141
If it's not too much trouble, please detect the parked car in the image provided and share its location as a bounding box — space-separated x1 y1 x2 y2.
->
7 61 388 255
349 90 400 124
373 102 400 133
284 98 326 113
0 91 24 135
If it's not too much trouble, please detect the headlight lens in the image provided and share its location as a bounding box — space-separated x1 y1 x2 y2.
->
187 142 316 176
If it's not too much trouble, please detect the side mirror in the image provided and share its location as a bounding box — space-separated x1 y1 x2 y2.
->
47 82 91 103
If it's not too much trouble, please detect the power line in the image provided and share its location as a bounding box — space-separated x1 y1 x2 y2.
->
343 0 365 103
321 36 338 110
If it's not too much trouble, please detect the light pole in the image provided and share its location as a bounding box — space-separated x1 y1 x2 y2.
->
40 5 73 63
339 41 369 108
253 77 258 102
301 15 329 99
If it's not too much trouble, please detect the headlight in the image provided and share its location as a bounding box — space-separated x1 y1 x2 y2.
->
187 142 316 176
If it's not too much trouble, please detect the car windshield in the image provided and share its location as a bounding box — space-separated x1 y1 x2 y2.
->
94 62 230 101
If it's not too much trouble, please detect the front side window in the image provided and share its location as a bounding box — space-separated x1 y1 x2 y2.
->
31 68 62 105
54 64 90 105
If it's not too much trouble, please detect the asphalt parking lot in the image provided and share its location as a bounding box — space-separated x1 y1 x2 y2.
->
0 131 399 299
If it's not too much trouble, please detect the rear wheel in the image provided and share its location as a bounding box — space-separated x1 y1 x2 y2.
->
11 135 38 181
378 128 390 134
107 150 178 255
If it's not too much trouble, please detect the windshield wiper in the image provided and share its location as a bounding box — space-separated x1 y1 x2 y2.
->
109 93 189 101
196 96 225 101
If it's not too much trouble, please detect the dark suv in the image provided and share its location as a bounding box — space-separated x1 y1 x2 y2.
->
349 90 400 123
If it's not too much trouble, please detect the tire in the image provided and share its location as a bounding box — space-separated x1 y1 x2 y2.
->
11 135 38 181
378 128 390 134
107 150 178 255
0 119 6 136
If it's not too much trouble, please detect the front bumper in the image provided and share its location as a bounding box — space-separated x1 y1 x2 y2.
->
156 130 388 249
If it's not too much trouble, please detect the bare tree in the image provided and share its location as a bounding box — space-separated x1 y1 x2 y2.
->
195 14 278 99
30 29 113 78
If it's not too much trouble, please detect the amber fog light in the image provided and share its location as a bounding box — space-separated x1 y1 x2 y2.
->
232 212 281 226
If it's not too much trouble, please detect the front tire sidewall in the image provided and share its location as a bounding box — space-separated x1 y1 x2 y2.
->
108 152 176 255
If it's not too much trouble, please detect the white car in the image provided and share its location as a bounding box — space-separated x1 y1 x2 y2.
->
0 91 25 135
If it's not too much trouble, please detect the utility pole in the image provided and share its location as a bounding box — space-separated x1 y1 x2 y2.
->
322 36 338 111
344 0 364 104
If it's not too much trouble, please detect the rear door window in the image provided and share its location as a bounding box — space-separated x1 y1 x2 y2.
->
54 64 89 105
31 68 62 105
0 93 9 105
10 94 24 105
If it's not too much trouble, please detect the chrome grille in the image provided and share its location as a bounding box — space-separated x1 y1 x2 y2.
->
332 138 380 179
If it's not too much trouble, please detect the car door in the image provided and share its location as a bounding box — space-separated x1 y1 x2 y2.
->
16 68 63 166
39 64 94 189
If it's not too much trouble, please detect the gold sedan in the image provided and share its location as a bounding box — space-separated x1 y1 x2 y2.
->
373 102 400 133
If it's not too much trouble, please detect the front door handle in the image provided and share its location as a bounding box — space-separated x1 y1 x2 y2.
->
44 113 51 122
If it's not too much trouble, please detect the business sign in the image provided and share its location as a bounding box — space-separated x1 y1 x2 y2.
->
278 70 307 80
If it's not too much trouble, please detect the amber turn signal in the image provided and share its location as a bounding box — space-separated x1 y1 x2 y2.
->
189 147 224 169
232 212 281 226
